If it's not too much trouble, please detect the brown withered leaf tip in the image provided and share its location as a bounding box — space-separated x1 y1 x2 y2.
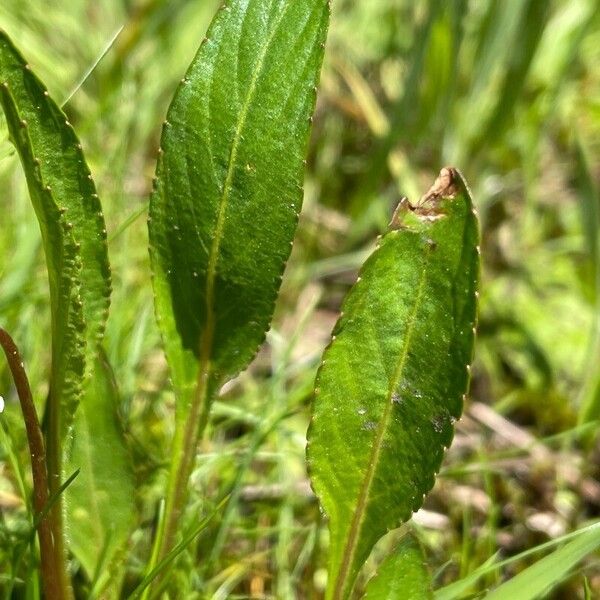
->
418 167 459 206
389 167 459 229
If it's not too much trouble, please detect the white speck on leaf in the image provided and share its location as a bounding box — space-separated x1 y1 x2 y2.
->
432 416 444 433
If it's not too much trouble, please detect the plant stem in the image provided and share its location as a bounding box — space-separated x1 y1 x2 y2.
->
157 359 213 564
46 386 73 600
0 328 66 599
152 320 217 590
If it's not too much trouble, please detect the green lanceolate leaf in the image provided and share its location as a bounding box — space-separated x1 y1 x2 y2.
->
0 30 111 438
307 168 479 600
149 0 330 399
363 535 433 600
148 0 330 562
65 350 135 592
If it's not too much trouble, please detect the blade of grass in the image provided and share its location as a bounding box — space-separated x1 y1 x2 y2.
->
435 522 600 600
485 523 600 600
575 137 600 428
61 25 124 108
126 496 228 600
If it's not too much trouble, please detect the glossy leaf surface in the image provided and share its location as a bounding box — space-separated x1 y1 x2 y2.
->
363 535 433 600
148 0 330 402
65 351 135 590
0 30 111 435
307 169 479 599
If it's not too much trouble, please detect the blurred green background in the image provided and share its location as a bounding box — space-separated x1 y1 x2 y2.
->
1 0 599 597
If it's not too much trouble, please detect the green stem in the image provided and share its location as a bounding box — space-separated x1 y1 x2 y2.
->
160 378 212 559
0 328 66 599
144 388 210 597
155 325 215 577
46 384 73 600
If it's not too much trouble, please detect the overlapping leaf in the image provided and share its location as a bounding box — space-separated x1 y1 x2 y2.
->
148 0 330 405
0 30 111 435
307 169 479 599
363 535 433 600
65 351 135 591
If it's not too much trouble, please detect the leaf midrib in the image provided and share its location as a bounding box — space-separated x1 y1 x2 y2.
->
334 247 431 599
201 3 290 365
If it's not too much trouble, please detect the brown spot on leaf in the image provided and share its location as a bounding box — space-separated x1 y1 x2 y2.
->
419 167 459 206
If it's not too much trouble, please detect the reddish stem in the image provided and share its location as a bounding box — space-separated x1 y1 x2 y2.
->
0 327 63 598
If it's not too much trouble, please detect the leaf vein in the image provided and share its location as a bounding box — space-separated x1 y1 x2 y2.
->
202 1 291 359
335 250 431 597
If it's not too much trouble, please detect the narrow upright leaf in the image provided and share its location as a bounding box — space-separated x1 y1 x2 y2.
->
307 168 479 599
363 535 433 600
435 522 600 600
149 0 330 399
148 0 330 560
485 523 600 600
65 351 135 591
0 30 111 436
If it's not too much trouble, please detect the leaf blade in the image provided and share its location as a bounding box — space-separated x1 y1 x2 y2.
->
148 0 331 397
0 29 111 435
307 169 479 599
65 350 135 592
363 535 433 600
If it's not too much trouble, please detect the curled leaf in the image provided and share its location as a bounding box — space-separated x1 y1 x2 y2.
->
0 30 111 436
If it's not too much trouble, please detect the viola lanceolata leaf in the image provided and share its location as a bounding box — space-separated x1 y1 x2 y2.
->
65 351 135 591
147 0 331 560
148 0 330 401
363 535 433 600
307 168 480 599
0 30 110 438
